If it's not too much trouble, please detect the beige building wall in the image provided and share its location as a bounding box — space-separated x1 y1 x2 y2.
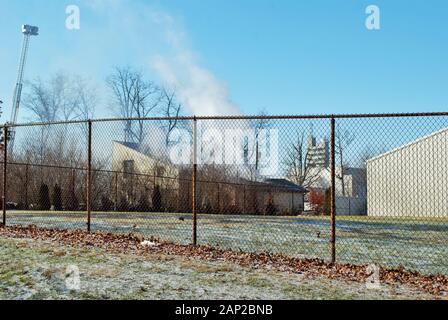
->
367 128 448 217
112 141 180 189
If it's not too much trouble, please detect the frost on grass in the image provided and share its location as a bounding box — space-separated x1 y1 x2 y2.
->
8 212 448 275
0 237 435 300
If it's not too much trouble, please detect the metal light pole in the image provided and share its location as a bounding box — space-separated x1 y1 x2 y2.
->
8 25 39 154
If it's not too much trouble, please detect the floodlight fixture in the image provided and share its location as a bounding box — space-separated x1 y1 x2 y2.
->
22 25 39 36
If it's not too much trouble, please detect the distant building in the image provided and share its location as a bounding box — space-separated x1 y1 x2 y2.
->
307 136 329 168
112 141 188 211
307 166 367 198
302 135 367 215
367 127 448 217
304 166 367 216
263 179 307 214
112 141 307 215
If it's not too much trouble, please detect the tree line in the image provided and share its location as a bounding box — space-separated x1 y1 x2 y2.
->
23 66 184 142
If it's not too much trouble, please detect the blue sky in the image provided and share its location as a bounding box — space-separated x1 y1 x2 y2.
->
1 0 448 123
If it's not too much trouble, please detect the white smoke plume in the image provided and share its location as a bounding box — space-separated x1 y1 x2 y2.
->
148 10 240 117
87 0 240 116
151 54 240 117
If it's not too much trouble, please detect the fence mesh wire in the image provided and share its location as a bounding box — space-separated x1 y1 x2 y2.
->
1 114 447 275
89 119 194 244
333 116 448 274
195 118 331 261
5 123 88 231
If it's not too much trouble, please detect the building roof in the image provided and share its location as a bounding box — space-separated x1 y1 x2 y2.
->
115 141 141 152
113 140 171 163
366 126 448 163
263 178 308 193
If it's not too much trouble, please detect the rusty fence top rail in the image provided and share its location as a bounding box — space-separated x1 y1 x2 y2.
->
4 111 448 127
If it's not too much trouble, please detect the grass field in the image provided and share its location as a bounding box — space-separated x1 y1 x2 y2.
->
0 237 435 300
6 210 448 276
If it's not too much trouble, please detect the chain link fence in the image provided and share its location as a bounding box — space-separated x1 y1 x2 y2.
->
1 113 447 275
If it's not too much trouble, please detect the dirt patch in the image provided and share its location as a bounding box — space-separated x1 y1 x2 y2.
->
0 225 447 298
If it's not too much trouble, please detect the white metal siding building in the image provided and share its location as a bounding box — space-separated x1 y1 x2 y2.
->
366 127 448 217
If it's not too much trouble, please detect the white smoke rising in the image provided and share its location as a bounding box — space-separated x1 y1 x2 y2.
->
83 0 240 116
149 11 240 116
151 54 240 116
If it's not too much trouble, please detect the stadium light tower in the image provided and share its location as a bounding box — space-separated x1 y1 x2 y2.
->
7 24 39 153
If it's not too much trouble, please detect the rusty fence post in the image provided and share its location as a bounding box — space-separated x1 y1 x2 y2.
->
71 168 76 210
192 117 198 246
243 185 246 214
24 164 29 210
87 120 92 232
114 171 118 212
192 117 198 245
217 183 221 214
2 126 8 226
330 117 336 263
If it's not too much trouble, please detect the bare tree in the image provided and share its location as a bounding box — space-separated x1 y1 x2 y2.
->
159 88 182 147
358 146 377 169
244 110 272 180
335 128 355 196
72 75 97 121
22 72 97 164
24 78 58 123
284 132 323 188
107 66 161 144
24 72 96 122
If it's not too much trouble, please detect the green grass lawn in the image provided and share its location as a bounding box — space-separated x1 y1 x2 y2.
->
0 237 435 300
6 210 448 276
